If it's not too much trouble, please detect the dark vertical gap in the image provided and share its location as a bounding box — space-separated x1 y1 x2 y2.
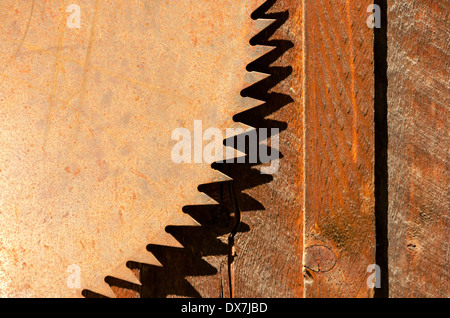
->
374 0 389 298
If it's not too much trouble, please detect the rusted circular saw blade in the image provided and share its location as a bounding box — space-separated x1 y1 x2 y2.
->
0 0 271 297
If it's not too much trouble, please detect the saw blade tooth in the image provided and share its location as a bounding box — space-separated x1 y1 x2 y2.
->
222 145 247 162
241 97 265 111
198 192 219 205
229 96 265 114
243 71 270 88
112 264 141 286
187 191 219 206
191 166 231 185
253 18 277 32
249 44 274 60
210 170 233 183
129 251 162 267
224 122 256 138
194 165 233 183
90 281 117 298
172 211 201 226
154 233 184 248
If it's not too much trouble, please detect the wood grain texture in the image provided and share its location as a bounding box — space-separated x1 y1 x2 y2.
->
303 0 376 297
232 0 304 298
387 0 450 298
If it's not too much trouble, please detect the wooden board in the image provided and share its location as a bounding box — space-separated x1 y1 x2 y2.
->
231 0 377 298
231 0 304 298
387 0 450 298
302 0 376 297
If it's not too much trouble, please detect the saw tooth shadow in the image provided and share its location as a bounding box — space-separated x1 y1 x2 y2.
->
86 0 293 298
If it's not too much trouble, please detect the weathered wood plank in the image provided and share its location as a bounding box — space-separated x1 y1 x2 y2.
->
231 0 304 298
387 0 450 298
303 0 376 297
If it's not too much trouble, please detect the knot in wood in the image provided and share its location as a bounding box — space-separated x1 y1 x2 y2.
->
304 245 337 273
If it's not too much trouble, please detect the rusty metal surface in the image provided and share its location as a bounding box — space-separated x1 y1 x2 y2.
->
0 0 268 297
